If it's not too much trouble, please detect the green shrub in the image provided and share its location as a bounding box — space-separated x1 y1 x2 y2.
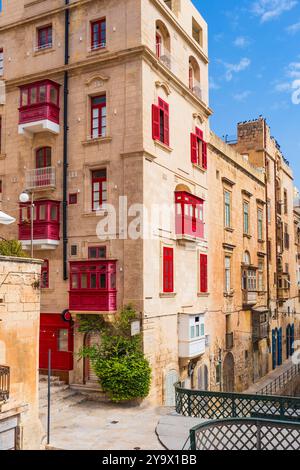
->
79 305 151 402
0 240 27 257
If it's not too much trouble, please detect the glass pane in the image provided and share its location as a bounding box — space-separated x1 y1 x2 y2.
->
39 205 46 220
91 273 97 288
50 86 58 105
195 325 200 337
190 326 195 339
110 272 116 289
39 85 46 102
71 274 78 289
57 329 68 352
30 87 37 104
22 90 28 106
100 273 106 289
81 273 88 288
50 205 58 221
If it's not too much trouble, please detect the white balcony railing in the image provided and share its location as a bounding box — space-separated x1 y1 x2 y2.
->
89 42 106 52
25 167 56 191
158 49 171 70
192 80 203 100
34 42 53 52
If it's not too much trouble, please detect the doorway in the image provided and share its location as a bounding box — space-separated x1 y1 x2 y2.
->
84 332 101 385
223 353 235 392
164 369 179 407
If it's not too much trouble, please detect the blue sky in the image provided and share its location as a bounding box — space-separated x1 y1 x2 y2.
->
193 0 300 187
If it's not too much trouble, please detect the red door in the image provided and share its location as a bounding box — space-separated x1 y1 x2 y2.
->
39 314 73 371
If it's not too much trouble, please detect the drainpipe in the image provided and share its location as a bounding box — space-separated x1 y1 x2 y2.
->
63 0 70 280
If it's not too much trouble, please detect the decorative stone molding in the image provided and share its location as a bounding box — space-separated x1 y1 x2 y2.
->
155 81 171 96
193 112 205 124
85 74 109 87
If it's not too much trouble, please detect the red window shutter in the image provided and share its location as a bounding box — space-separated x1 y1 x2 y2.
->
202 142 208 170
191 133 198 164
152 104 160 141
195 127 203 140
163 247 174 293
163 102 170 146
200 254 208 293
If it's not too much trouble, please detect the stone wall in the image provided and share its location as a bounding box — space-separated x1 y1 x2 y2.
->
0 256 43 450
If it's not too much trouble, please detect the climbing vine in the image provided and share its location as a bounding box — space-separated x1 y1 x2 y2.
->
78 305 151 403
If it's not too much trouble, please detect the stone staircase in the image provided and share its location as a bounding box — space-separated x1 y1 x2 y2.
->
39 375 86 419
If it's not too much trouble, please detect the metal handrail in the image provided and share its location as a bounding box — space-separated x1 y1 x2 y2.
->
258 363 300 396
190 417 300 450
0 365 10 402
175 382 300 421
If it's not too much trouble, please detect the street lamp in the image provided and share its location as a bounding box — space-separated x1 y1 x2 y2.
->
19 191 34 259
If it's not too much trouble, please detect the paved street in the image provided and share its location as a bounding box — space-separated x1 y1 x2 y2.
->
43 400 170 451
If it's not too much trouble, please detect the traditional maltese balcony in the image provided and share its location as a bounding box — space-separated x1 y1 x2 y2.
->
178 314 206 359
175 191 205 242
69 260 117 312
0 365 10 403
18 200 60 251
18 80 60 135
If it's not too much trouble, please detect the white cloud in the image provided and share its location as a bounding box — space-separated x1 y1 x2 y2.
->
233 36 251 48
252 0 298 23
274 81 293 92
286 21 300 33
287 62 300 78
221 58 251 81
233 91 251 101
209 78 221 90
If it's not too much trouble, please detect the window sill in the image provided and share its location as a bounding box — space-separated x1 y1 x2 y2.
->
243 234 252 239
82 210 109 218
33 47 55 57
82 136 112 146
225 227 234 233
159 292 177 298
154 140 173 153
87 47 108 57
198 292 209 297
193 163 206 173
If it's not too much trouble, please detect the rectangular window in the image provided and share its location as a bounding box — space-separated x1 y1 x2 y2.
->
37 25 53 50
0 49 3 76
190 316 204 340
92 169 107 211
190 127 207 169
91 95 106 139
248 270 257 291
192 18 203 46
152 98 169 146
258 260 264 292
71 245 78 256
257 208 263 240
200 254 208 293
41 259 49 288
267 200 271 224
156 33 161 58
163 247 174 293
91 18 106 50
88 246 107 259
284 189 288 214
225 256 231 293
69 193 78 205
57 329 68 352
243 201 249 234
224 191 231 228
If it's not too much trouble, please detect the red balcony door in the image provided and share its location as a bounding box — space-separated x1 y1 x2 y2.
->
36 147 51 186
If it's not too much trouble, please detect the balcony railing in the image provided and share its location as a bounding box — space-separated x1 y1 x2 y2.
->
192 80 203 100
225 333 234 350
159 50 171 70
189 418 300 450
258 363 300 396
89 42 106 52
25 167 56 191
0 366 10 402
34 42 53 52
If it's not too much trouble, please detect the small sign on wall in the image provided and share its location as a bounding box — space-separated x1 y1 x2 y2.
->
131 320 141 337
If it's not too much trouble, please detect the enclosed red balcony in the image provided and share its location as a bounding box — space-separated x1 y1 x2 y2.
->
18 80 60 135
69 260 117 312
19 200 60 251
175 191 205 241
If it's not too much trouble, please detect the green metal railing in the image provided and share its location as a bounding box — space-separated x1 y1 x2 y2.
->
190 418 300 450
175 383 300 422
0 365 10 402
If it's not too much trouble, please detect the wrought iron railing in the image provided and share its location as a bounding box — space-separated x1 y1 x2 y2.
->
25 166 56 191
258 363 300 396
0 365 10 402
189 418 300 450
175 383 300 422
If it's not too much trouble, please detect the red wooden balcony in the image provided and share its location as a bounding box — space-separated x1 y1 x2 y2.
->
69 260 117 312
19 200 60 251
18 80 60 135
175 191 205 241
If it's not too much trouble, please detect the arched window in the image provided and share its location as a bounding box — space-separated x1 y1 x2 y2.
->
155 20 171 69
36 147 51 169
189 56 201 97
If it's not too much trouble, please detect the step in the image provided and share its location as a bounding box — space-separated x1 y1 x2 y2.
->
39 393 86 413
39 380 66 392
39 375 61 383
39 384 70 400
